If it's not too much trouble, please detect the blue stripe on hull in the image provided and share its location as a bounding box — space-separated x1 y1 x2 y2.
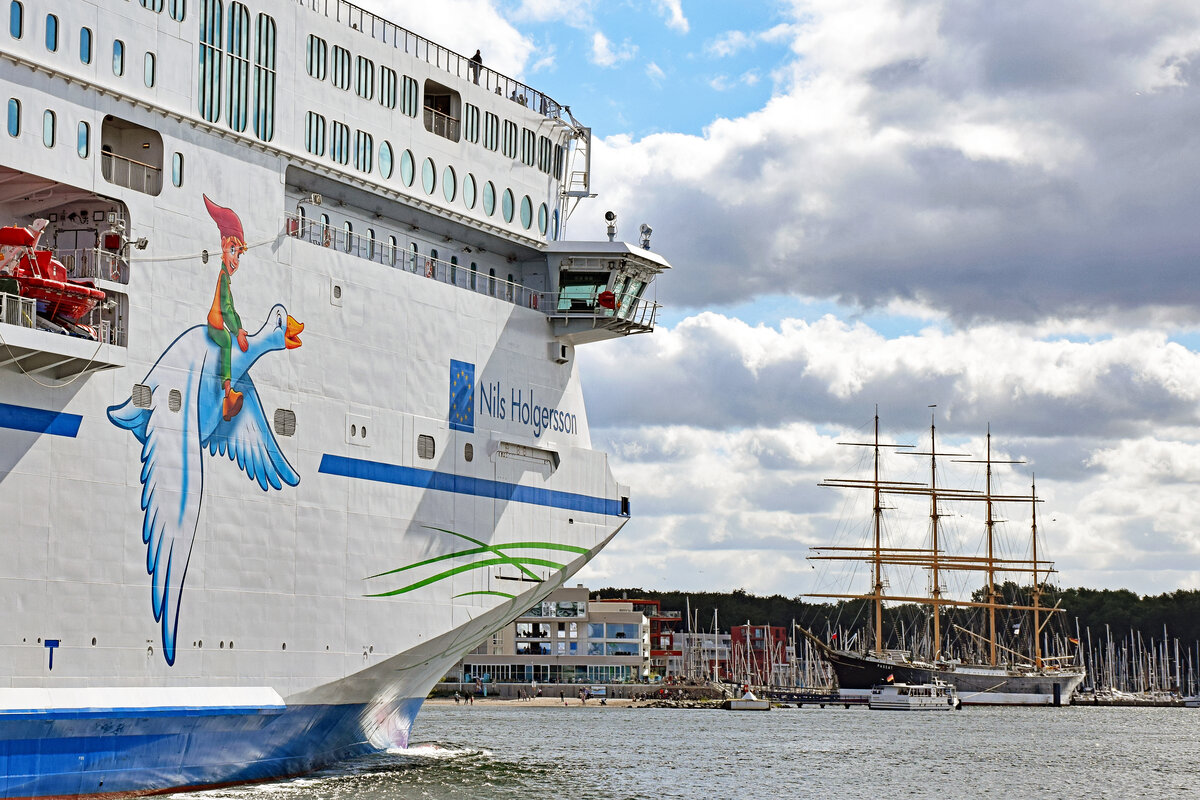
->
318 453 624 515
0 403 81 438
0 699 422 799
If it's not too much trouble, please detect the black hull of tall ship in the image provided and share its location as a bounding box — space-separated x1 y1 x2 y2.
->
796 627 1086 705
821 648 933 689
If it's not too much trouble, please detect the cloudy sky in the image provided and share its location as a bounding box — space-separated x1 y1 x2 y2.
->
372 0 1200 599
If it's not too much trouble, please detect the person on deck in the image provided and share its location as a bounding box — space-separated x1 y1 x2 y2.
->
203 195 249 421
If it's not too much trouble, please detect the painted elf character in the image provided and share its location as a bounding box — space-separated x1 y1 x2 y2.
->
203 195 249 421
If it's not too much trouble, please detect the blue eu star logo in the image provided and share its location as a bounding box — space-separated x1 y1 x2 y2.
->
449 359 474 433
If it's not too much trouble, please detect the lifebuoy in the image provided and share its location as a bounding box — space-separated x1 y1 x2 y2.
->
529 293 538 309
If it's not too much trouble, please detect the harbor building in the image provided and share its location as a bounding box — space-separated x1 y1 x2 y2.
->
458 586 651 685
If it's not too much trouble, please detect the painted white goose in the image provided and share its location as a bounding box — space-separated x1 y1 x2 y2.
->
107 303 304 664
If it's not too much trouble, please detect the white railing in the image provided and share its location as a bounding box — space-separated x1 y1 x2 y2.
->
299 0 565 121
0 292 35 329
100 151 163 196
545 290 660 332
423 107 460 141
285 214 540 309
55 248 130 284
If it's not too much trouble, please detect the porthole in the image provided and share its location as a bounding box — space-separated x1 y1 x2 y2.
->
520 195 532 230
112 39 124 77
464 442 474 462
463 173 476 209
482 181 495 216
379 140 393 179
442 165 456 202
44 13 57 52
360 425 367 438
501 188 514 223
79 26 91 64
350 423 357 437
91 637 97 646
400 148 414 186
168 388 182 412
421 157 436 195
538 203 548 235
417 434 435 459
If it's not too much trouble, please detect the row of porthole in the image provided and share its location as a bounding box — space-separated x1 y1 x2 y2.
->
7 100 186 187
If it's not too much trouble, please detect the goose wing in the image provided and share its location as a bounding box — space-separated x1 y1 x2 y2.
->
205 373 300 490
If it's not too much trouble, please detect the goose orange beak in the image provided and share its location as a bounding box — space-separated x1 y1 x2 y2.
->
285 315 304 349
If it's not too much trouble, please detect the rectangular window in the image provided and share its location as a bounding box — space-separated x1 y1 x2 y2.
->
379 66 396 109
112 39 125 76
538 136 552 173
144 52 156 87
463 103 479 144
225 2 249 132
482 111 498 151
330 45 350 89
330 121 349 165
304 111 325 156
197 0 222 122
521 128 536 167
252 13 275 142
354 56 374 100
353 129 372 172
400 75 418 117
553 143 564 180
169 0 186 22
305 34 326 79
501 120 517 158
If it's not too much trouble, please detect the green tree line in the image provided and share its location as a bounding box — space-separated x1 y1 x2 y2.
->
594 585 1200 649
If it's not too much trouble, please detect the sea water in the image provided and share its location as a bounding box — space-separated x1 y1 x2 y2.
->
173 704 1200 799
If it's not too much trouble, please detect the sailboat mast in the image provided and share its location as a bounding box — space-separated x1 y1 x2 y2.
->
985 428 997 666
873 410 884 654
929 414 942 660
1031 475 1042 670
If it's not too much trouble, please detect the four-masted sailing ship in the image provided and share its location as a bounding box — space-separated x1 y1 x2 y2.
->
797 412 1086 705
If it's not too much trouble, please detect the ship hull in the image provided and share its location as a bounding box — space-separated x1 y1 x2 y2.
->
824 648 1086 705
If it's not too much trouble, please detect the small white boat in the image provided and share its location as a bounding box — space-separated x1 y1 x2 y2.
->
869 681 961 711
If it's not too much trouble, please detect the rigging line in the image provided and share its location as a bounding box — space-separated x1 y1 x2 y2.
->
126 232 285 264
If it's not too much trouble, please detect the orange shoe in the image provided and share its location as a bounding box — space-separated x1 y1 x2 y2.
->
222 380 244 421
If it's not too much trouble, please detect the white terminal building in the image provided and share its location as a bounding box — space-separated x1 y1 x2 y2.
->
457 585 651 685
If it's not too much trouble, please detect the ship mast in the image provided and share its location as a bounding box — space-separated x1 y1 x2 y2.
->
1031 475 1042 670
954 427 1024 666
871 411 884 654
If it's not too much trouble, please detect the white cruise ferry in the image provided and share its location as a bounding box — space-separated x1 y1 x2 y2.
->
0 0 669 795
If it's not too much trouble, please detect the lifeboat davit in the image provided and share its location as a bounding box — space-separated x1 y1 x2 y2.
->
0 224 105 321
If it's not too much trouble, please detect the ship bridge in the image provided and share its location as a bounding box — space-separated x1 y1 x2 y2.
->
542 242 668 346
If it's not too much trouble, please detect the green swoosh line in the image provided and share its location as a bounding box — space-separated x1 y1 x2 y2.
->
423 525 543 580
365 540 590 581
454 590 517 599
365 557 566 598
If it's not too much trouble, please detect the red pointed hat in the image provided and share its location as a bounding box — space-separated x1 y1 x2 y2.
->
203 195 245 244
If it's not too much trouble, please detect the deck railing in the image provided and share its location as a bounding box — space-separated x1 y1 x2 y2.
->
286 214 540 308
55 248 130 284
0 292 35 329
100 151 163 196
423 107 460 141
298 0 565 121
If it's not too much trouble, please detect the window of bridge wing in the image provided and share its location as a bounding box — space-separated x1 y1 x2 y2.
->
557 269 611 313
422 79 459 142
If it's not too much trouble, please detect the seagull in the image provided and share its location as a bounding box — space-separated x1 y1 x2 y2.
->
108 304 304 665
